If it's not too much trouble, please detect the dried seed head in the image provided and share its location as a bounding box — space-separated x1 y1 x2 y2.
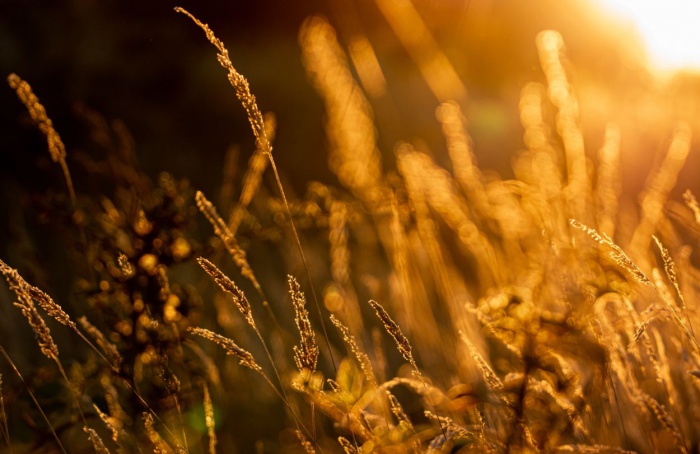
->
570 219 651 285
174 8 269 151
7 74 65 163
13 300 58 359
197 257 254 326
78 317 123 369
7 74 75 205
26 285 76 330
194 192 259 289
368 299 416 369
0 259 76 330
117 253 135 279
228 112 275 235
93 403 124 443
289 276 319 373
1 263 59 359
683 189 700 224
330 315 375 387
387 391 413 429
652 235 687 311
83 427 110 454
142 413 171 453
337 436 358 454
459 331 503 390
188 327 262 374
295 430 316 454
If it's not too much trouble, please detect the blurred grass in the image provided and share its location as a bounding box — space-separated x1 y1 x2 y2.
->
3 1 700 452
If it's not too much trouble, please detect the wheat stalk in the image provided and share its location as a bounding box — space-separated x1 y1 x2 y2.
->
631 123 692 253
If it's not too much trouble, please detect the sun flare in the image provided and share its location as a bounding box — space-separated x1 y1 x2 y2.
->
594 0 700 71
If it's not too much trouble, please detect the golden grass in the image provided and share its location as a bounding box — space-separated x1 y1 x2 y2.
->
188 327 263 374
289 276 319 375
3 5 700 454
201 381 217 454
7 73 76 208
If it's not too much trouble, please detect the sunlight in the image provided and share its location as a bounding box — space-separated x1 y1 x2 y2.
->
593 0 700 71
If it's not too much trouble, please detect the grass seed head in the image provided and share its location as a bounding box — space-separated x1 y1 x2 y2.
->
368 299 416 369
198 257 254 327
289 276 319 374
188 327 263 374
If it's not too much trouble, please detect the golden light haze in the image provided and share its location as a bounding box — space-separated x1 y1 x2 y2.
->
593 0 700 72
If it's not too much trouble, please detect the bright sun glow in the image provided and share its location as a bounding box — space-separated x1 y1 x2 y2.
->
594 0 700 71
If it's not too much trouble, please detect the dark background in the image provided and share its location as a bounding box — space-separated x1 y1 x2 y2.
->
4 0 689 206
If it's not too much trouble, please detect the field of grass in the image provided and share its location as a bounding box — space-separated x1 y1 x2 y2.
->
2 3 700 453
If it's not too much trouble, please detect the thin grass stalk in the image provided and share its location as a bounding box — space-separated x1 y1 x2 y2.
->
0 258 183 446
201 382 217 454
367 299 448 440
683 189 700 224
573 220 700 352
631 123 692 254
372 0 467 102
227 112 276 236
195 191 261 294
0 375 10 453
299 15 384 210
93 403 124 445
195 192 284 334
436 101 489 217
142 413 174 453
653 235 696 340
175 6 337 374
160 367 188 452
3 277 93 441
329 315 376 388
288 276 319 374
197 258 295 424
596 123 621 237
536 31 589 221
187 328 318 448
0 345 67 454
328 199 365 340
219 145 239 217
7 74 76 208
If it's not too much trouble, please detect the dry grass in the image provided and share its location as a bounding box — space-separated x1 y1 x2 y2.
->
7 73 76 208
3 5 700 454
